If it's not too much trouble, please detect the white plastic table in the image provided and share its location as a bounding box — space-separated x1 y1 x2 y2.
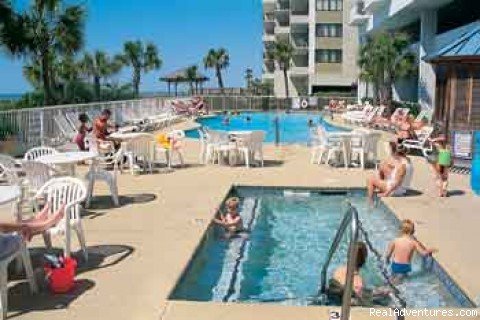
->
36 151 98 176
0 185 21 206
326 132 362 168
109 132 147 141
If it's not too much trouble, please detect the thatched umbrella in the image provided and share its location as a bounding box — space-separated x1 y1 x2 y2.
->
159 68 209 96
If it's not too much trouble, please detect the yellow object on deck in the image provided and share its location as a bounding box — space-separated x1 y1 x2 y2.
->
156 133 171 149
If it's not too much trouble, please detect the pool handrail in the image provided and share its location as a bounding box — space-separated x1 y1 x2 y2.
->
317 201 359 320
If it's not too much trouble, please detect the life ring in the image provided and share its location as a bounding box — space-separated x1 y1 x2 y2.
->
301 99 308 109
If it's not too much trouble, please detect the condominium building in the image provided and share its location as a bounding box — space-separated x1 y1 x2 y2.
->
349 0 480 111
262 0 359 97
349 0 480 162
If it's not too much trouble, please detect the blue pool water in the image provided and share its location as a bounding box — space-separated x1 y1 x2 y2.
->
170 187 472 308
185 112 345 143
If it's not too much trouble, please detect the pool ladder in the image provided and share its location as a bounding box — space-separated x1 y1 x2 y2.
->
317 202 360 320
317 202 406 320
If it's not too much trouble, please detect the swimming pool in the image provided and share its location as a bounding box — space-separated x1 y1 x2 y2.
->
185 112 345 144
170 187 474 308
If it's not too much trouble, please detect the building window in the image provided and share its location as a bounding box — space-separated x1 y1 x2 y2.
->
316 49 342 63
317 0 343 11
316 23 343 37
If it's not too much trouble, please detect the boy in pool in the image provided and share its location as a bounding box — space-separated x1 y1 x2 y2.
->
213 197 244 238
385 219 437 283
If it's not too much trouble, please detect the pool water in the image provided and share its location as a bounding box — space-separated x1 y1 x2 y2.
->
170 188 471 308
185 112 345 144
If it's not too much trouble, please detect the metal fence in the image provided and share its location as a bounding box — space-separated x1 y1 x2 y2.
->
0 95 355 154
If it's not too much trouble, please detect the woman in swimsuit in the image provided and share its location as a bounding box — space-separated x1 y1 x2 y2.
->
328 242 391 306
367 142 412 204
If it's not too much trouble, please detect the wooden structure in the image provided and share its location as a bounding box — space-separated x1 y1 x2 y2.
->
428 24 480 135
159 68 209 96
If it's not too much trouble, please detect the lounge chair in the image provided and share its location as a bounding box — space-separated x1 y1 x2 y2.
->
342 106 375 124
373 107 410 131
402 126 434 157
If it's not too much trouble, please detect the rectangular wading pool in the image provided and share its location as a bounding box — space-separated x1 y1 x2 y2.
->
170 187 475 308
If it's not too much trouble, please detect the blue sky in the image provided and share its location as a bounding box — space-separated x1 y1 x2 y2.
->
0 0 263 94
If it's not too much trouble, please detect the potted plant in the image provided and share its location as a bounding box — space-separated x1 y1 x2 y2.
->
0 118 19 155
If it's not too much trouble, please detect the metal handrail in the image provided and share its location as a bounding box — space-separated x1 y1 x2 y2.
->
318 202 359 320
318 202 407 319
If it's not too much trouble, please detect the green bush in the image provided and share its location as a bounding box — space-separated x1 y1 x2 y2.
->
361 97 374 105
391 100 420 117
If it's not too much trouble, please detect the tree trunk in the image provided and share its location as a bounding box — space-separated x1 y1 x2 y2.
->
283 68 289 98
133 68 141 97
216 66 224 93
94 76 101 101
41 54 53 105
190 82 194 95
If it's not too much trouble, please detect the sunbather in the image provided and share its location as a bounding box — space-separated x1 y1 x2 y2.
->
373 108 408 129
396 115 428 140
367 142 413 204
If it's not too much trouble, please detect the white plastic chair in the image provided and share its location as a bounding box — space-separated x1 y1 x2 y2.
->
311 128 331 165
247 130 265 167
0 155 21 184
124 134 155 174
24 147 58 161
0 234 38 320
155 130 185 168
33 177 88 260
204 130 230 165
21 161 58 194
325 135 349 168
198 129 208 164
350 132 369 169
85 149 123 208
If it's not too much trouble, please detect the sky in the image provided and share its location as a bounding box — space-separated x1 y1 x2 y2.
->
0 0 264 95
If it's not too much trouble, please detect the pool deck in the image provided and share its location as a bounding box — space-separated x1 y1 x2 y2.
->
2 119 480 320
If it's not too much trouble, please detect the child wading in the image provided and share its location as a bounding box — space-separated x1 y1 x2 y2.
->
385 219 437 283
212 197 245 239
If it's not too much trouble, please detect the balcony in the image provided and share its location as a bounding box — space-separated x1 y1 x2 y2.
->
349 1 369 26
263 34 276 43
275 25 290 34
291 34 309 50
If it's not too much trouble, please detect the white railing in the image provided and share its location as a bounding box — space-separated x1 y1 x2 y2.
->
0 95 357 154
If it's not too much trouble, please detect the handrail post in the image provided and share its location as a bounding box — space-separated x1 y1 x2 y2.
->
341 206 359 320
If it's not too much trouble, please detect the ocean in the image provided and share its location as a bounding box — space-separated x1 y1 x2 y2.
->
0 94 22 101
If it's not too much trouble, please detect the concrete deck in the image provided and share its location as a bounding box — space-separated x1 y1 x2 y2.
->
2 128 480 320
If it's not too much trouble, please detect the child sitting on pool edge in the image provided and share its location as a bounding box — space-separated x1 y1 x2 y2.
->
385 219 437 283
213 197 244 238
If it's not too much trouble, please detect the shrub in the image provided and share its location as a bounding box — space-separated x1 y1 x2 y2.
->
391 101 420 117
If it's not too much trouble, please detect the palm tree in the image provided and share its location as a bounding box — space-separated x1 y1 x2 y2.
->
0 0 86 105
203 48 229 93
23 59 43 90
80 50 123 100
245 68 254 91
0 0 28 54
185 65 199 95
358 32 416 106
120 40 162 97
268 40 294 98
